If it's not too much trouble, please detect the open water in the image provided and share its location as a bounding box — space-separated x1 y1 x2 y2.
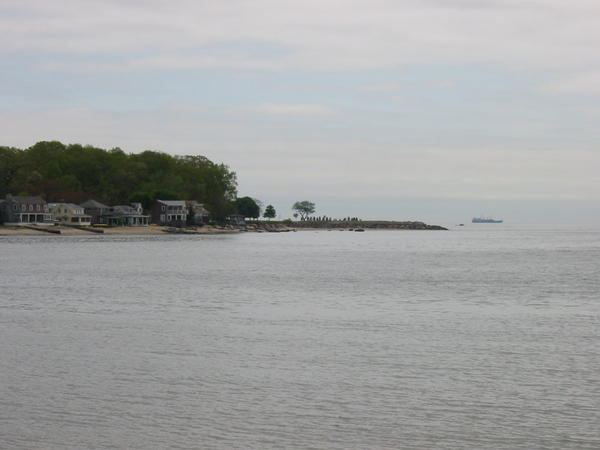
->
1 225 599 449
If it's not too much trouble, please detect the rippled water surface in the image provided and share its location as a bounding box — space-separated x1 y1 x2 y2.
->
1 226 600 449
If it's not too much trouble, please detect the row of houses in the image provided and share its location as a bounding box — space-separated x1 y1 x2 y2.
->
0 195 211 227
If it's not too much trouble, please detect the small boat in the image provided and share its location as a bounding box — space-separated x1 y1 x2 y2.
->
472 217 503 223
354 228 365 232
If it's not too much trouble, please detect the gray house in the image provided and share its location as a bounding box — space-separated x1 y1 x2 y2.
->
80 199 149 226
151 200 187 226
186 200 211 225
80 199 111 224
103 203 149 226
0 195 53 225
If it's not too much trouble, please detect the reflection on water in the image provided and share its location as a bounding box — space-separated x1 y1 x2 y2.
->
1 227 600 449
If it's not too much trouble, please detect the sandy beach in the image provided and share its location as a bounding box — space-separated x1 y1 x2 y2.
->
0 225 247 236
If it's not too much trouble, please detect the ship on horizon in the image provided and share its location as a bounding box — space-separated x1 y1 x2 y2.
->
472 217 503 223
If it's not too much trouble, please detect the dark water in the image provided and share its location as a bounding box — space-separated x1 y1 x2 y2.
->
1 226 599 449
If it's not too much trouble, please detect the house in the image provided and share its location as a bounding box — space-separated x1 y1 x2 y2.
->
80 199 111 224
0 195 53 225
48 203 92 226
186 200 210 225
80 199 149 226
227 214 246 226
103 203 149 226
151 200 187 226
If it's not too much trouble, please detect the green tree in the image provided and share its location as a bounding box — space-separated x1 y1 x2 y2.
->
263 204 276 220
235 196 260 218
0 141 238 216
292 200 315 220
0 146 21 197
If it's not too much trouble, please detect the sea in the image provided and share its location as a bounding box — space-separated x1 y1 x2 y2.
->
1 225 599 449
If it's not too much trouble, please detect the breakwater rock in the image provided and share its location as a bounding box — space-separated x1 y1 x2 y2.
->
275 220 447 231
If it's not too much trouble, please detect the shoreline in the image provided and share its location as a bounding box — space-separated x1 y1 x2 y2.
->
0 225 244 236
0 221 447 236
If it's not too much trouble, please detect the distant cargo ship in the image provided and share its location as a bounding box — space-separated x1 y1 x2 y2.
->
472 217 503 223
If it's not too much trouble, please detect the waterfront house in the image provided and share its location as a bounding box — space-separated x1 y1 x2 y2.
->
186 200 211 225
227 214 246 226
48 202 92 226
80 199 111 224
80 199 149 226
151 200 187 226
0 195 53 225
103 203 149 226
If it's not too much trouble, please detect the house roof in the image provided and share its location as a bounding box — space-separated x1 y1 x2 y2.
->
5 196 47 204
110 205 135 215
157 199 186 207
109 205 148 217
192 205 210 214
185 200 208 210
80 199 110 209
48 203 83 209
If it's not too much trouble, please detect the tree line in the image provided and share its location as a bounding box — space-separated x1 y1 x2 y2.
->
0 141 240 220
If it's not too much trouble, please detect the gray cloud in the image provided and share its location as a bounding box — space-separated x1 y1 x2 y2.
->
3 0 600 75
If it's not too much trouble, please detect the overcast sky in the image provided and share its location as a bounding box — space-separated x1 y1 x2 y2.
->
2 0 600 224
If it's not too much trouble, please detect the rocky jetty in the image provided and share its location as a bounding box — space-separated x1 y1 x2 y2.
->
290 220 447 230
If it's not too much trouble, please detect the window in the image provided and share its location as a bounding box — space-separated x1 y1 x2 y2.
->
36 204 40 211
29 204 33 211
162 205 166 211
